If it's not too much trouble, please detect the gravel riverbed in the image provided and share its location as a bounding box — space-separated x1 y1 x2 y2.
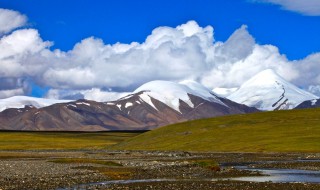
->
0 151 319 190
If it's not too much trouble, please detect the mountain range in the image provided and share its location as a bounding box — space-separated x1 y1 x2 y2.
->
0 69 318 131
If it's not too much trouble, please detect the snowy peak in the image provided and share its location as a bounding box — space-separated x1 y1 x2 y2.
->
228 69 318 110
134 80 224 112
240 69 290 88
0 96 70 112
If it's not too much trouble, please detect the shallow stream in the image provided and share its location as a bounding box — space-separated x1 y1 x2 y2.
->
58 159 320 189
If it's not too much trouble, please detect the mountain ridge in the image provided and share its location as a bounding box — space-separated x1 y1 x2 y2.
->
0 81 258 131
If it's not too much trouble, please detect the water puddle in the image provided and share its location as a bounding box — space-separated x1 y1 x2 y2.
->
232 167 320 183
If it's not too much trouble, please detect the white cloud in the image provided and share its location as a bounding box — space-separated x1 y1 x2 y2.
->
0 28 51 98
293 53 320 87
0 8 27 34
0 77 29 98
258 0 320 16
0 88 25 99
215 25 255 62
46 88 129 102
0 29 52 77
1 13 320 100
82 88 129 102
51 21 299 91
308 85 320 97
39 21 213 89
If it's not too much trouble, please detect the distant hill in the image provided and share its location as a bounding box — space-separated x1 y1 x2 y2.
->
0 96 70 112
112 108 320 152
295 99 320 109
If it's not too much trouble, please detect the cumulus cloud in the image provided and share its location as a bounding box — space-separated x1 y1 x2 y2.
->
257 0 320 16
0 28 51 98
0 29 51 77
292 53 320 87
37 20 317 95
0 8 27 34
0 77 30 98
39 21 213 89
46 88 129 102
1 10 320 100
40 21 301 92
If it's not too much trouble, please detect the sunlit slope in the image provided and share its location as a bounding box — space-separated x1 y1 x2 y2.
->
112 108 320 152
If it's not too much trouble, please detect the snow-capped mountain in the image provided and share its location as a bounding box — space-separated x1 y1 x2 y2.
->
133 80 225 112
0 96 70 112
0 80 258 131
227 69 318 111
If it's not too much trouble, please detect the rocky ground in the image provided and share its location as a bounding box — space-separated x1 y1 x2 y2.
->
0 151 319 190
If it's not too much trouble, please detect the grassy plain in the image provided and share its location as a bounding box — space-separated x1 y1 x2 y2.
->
112 108 320 152
0 131 142 150
1 108 319 152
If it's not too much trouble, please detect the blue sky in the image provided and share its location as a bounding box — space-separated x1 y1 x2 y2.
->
0 0 320 100
1 0 319 59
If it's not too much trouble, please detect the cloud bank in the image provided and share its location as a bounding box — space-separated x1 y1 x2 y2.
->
0 8 27 34
258 0 320 16
0 8 320 99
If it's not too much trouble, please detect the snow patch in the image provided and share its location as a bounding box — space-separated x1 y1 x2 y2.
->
76 102 91 106
139 93 158 111
119 94 134 100
311 99 318 106
125 102 133 108
116 104 122 110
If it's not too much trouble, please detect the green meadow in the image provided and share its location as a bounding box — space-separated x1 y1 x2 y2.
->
0 131 141 150
112 108 320 152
